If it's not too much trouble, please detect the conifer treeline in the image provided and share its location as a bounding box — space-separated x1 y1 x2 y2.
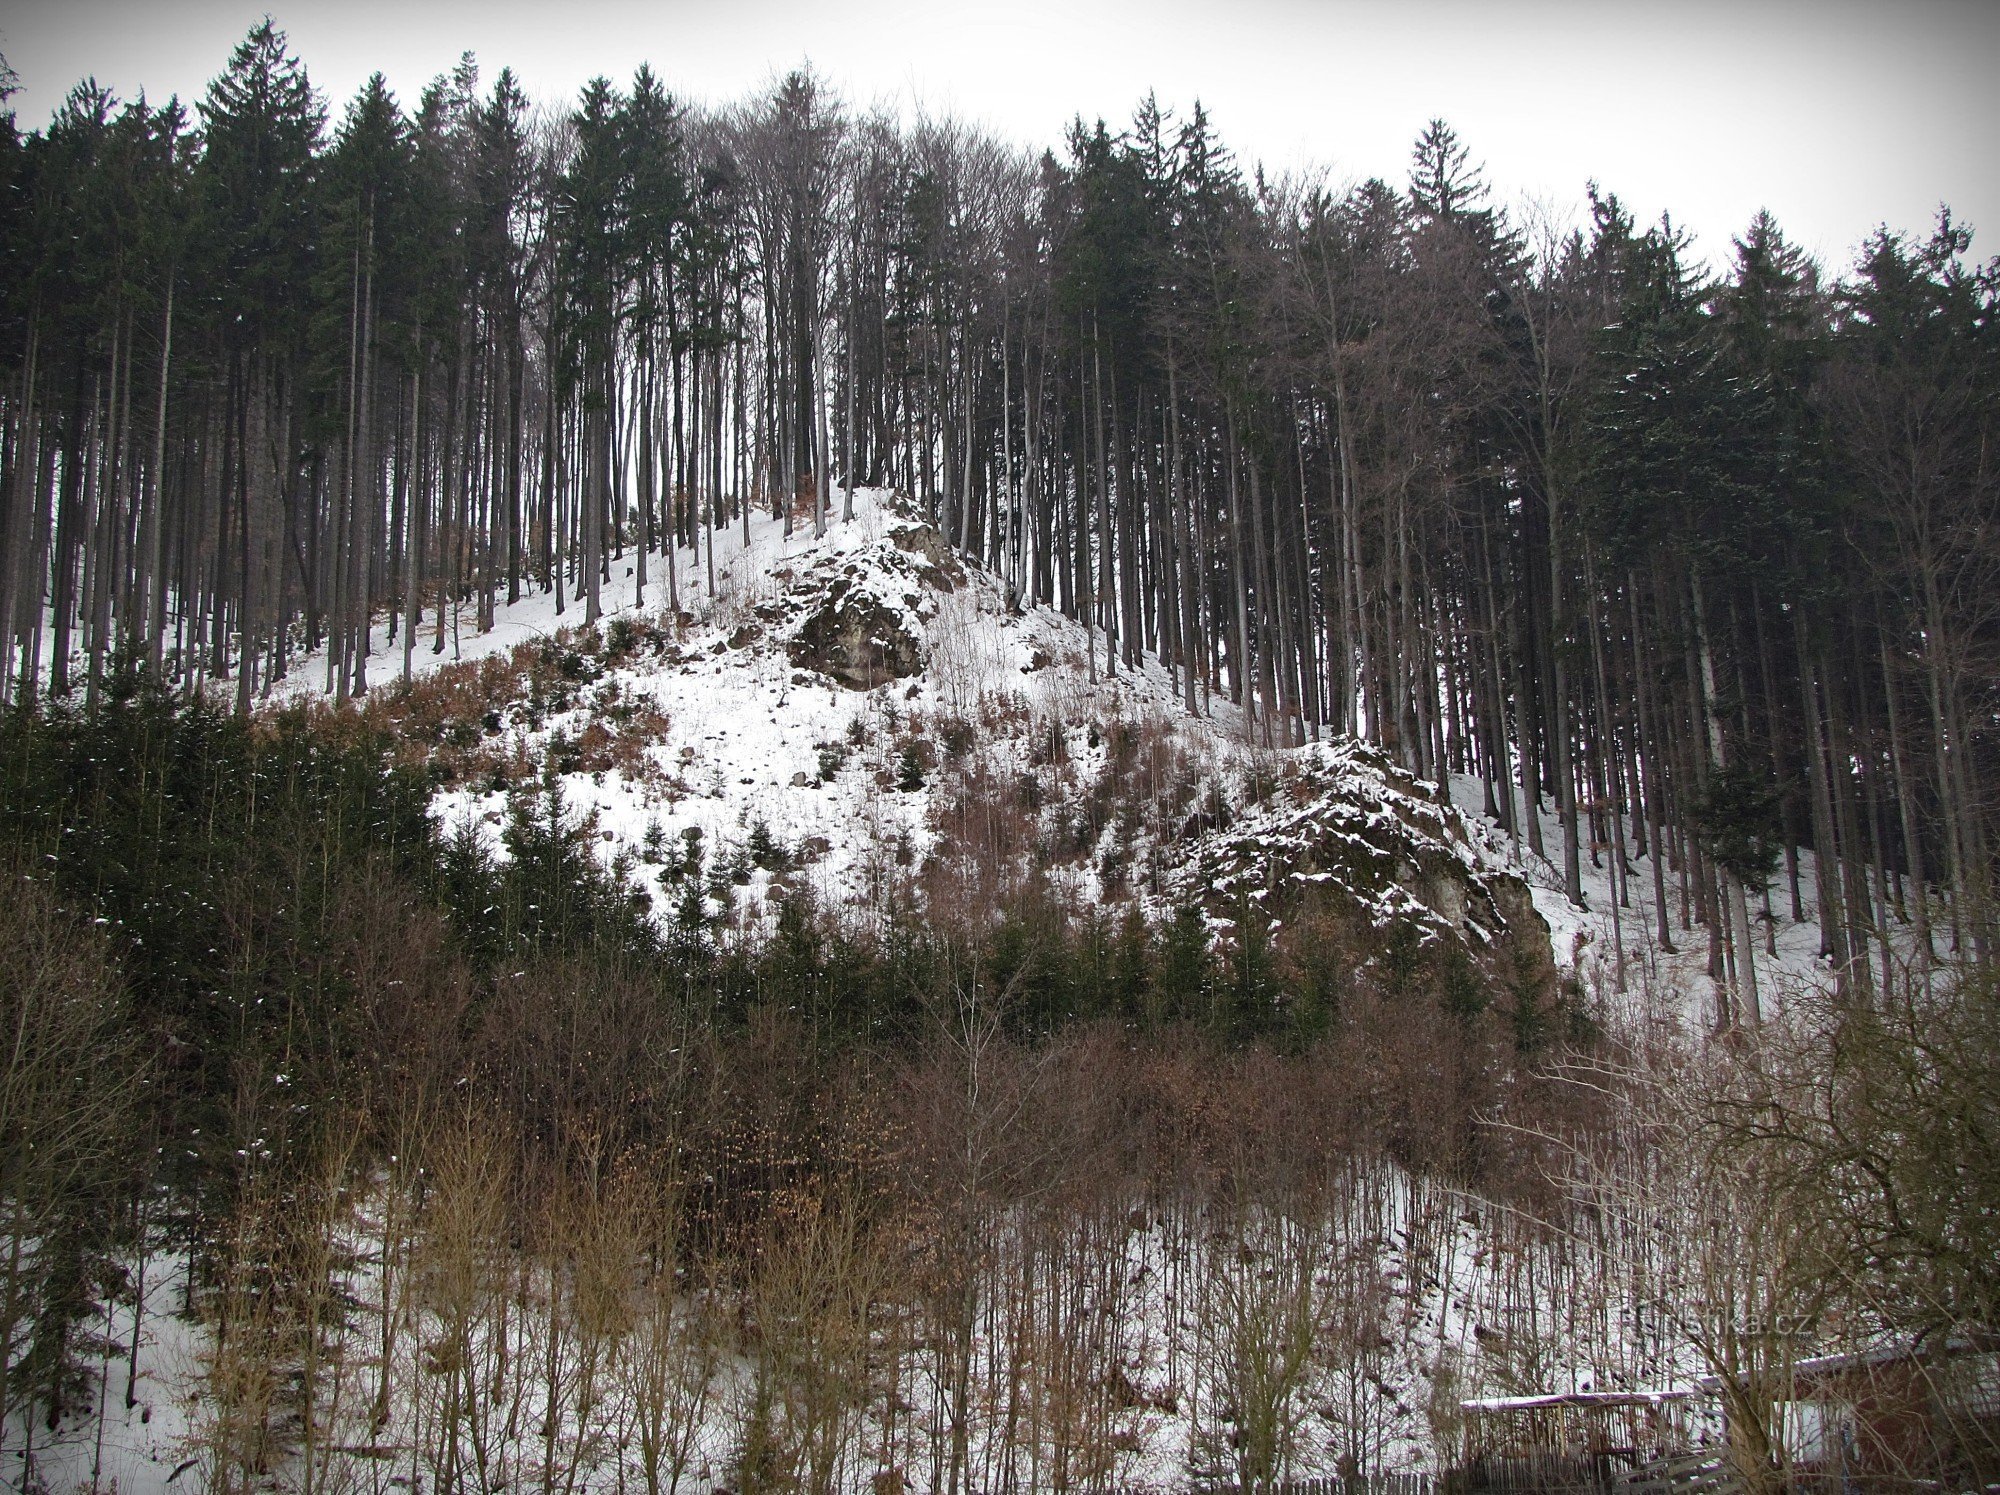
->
1 25 1995 1013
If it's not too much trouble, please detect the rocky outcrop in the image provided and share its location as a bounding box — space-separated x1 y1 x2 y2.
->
1174 740 1555 1007
786 580 925 689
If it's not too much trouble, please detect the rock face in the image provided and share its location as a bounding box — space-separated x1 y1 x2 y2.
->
768 509 959 690
1174 740 1555 1010
884 519 964 592
786 581 924 689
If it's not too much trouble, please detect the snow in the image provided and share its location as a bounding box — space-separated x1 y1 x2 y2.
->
265 488 1261 945
1460 1390 1695 1412
0 1188 1903 1494
3 1247 201 1495
10 487 1922 1492
258 477 1931 1055
7 1175 1504 1492
261 489 1565 999
1445 767 1932 1034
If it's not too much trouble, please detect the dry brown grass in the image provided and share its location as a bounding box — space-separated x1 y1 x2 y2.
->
297 623 676 788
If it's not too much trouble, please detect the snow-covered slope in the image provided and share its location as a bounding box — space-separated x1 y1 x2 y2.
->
1444 760 1917 1038
276 488 1555 1000
289 481 1922 1039
29 491 1879 1495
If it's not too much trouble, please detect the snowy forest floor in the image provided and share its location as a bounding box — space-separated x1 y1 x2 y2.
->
6 490 1940 1495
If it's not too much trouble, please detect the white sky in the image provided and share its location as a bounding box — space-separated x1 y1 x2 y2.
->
4 0 1996 276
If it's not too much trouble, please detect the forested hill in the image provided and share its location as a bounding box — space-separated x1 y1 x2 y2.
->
1 21 1995 1024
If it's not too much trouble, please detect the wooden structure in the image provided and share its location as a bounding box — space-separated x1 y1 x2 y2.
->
1454 1339 2000 1488
1190 1478 1437 1494
1457 1389 1709 1484
1703 1340 2000 1485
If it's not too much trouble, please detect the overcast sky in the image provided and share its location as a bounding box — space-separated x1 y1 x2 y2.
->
4 0 1995 275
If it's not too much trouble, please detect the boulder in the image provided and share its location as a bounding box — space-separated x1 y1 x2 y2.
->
786 582 924 689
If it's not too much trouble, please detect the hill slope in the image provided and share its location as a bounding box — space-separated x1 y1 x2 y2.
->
283 489 1557 1015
